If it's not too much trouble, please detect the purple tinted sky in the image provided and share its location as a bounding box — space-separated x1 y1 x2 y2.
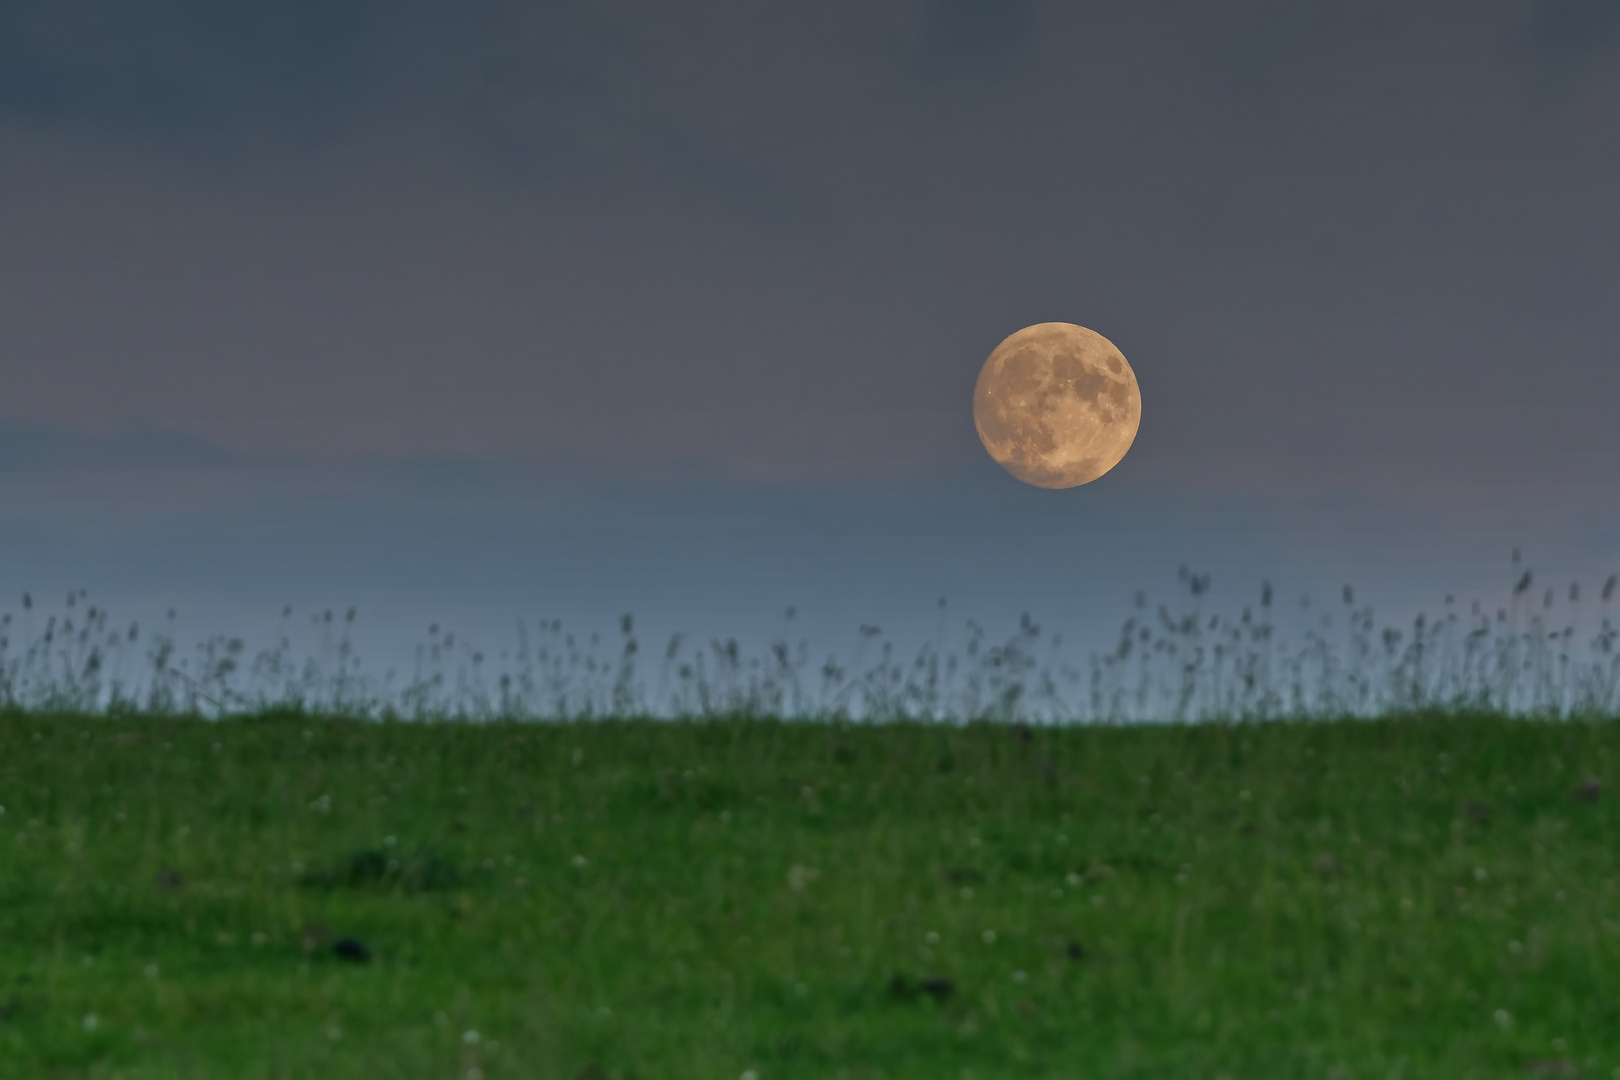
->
1 1 1617 678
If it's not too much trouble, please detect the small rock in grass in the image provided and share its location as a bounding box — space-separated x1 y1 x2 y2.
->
301 925 330 955
1466 802 1492 825
920 976 954 1001
155 868 184 893
1574 777 1601 802
332 937 372 963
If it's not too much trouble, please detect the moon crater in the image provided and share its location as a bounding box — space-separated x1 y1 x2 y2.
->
972 322 1141 488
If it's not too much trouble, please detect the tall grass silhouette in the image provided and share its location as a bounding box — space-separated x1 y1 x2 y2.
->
2 556 1617 721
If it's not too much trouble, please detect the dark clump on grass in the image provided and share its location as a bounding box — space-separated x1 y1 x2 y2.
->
887 974 955 1002
1312 855 1343 879
298 847 462 893
331 937 372 963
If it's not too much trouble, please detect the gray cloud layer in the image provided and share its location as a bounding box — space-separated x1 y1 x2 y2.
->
0 0 1616 496
1529 0 1620 63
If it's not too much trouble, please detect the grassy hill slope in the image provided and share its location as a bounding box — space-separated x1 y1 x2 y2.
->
1 711 1618 1078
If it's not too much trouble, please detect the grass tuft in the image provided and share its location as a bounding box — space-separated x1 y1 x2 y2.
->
2 559 1619 721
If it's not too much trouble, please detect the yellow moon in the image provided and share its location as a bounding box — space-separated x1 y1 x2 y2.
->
972 322 1141 488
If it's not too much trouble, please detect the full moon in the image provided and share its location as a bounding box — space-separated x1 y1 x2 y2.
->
972 322 1142 489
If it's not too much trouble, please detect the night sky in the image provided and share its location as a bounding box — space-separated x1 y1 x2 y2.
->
2 2 1617 682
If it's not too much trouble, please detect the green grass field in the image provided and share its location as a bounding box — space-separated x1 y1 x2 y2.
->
2 709 1618 1079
